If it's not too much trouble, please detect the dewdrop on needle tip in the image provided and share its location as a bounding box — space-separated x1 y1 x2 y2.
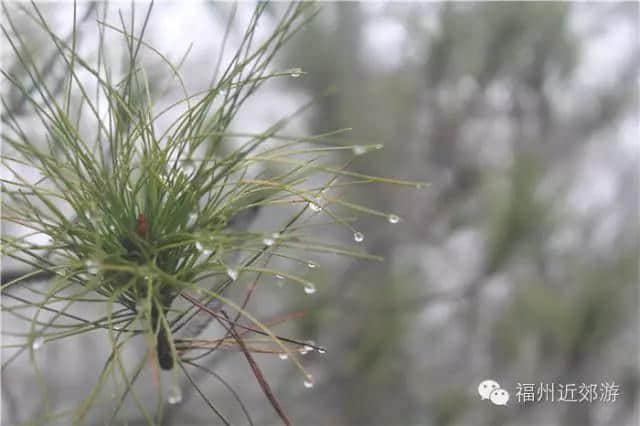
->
304 283 316 294
85 260 99 274
32 336 45 350
352 145 367 156
309 197 323 212
167 386 182 405
302 341 315 354
263 237 275 246
303 374 314 389
226 267 239 281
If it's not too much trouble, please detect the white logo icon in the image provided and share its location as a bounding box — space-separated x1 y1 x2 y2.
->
478 379 509 406
490 388 509 406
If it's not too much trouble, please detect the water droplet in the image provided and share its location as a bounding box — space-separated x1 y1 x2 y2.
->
303 341 315 353
262 237 275 246
304 283 316 295
353 232 364 243
179 158 196 175
195 241 212 256
303 375 314 389
309 195 327 212
187 213 197 227
374 144 384 150
388 214 400 224
167 386 182 404
32 336 45 350
309 197 323 212
109 224 116 232
289 67 302 78
85 260 99 274
194 241 213 257
300 347 309 355
226 267 238 281
275 274 285 280
352 145 367 156
307 261 317 269
317 347 327 354
278 353 288 360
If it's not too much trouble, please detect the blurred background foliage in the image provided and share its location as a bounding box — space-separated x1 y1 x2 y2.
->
2 2 638 426
278 3 638 426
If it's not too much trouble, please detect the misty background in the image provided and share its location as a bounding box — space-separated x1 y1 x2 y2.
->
1 2 638 426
